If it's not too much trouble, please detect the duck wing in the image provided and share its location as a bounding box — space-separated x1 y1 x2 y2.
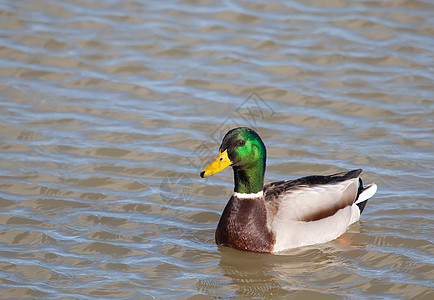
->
263 169 362 222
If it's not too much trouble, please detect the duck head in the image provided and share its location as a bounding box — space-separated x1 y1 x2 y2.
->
200 127 266 194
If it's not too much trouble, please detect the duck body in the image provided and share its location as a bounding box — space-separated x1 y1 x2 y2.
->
201 127 377 253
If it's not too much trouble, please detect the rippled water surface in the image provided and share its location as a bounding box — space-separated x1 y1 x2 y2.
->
1 0 433 298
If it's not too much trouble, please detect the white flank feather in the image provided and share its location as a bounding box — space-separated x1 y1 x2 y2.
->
272 206 354 252
269 179 358 222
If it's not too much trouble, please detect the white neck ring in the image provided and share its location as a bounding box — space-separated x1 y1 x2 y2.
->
233 191 264 199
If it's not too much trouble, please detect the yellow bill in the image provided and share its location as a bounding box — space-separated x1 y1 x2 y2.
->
200 149 232 178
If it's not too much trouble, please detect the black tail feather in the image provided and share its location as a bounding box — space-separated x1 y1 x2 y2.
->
356 178 369 213
356 199 368 213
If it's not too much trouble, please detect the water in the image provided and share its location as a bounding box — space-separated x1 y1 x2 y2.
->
0 0 433 298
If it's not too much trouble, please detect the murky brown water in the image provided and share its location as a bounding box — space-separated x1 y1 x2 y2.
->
0 0 433 298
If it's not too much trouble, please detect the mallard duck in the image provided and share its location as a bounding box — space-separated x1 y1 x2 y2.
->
200 127 377 253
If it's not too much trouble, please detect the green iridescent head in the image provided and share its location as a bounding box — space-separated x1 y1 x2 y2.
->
200 127 266 193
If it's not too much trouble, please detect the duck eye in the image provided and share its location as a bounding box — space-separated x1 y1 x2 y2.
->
237 140 245 147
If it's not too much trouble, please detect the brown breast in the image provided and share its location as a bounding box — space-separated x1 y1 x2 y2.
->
215 195 275 253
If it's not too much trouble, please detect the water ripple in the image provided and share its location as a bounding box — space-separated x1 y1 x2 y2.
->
0 0 432 298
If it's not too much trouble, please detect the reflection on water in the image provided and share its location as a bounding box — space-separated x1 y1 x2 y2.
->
199 227 365 298
0 0 433 298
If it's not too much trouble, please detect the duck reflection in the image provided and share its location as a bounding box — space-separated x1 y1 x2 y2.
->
198 226 363 298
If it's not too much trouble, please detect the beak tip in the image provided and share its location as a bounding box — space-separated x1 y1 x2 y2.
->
200 171 205 178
